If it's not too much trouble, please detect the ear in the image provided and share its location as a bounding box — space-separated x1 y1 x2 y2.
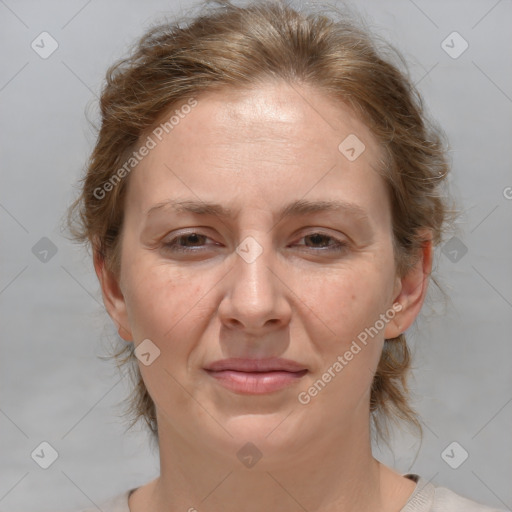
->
93 243 133 342
384 231 433 339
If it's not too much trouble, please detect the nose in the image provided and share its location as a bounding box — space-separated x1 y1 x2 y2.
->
217 234 292 333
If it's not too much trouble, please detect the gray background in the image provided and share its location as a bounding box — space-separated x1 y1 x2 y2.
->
1 0 511 510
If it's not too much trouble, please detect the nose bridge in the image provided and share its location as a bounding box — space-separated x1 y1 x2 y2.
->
234 233 276 302
220 231 288 329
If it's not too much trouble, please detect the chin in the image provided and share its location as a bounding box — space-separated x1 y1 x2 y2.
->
219 414 306 448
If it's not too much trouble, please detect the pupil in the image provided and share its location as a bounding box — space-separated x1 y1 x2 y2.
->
308 234 326 246
183 234 200 245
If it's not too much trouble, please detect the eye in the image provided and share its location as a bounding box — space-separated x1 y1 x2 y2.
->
294 232 348 252
161 231 348 255
162 232 216 253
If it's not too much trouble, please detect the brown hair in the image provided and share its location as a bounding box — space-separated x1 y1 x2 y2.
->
66 0 455 447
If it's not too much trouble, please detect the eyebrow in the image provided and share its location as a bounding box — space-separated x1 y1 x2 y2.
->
145 198 370 224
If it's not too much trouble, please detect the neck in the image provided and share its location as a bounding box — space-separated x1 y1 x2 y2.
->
131 412 414 512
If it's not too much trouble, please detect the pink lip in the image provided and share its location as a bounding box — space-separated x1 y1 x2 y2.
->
204 358 308 394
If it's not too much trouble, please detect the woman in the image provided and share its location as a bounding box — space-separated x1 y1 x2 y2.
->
66 0 505 510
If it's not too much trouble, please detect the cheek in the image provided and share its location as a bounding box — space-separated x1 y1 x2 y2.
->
124 264 203 341
301 253 395 402
122 258 222 385
121 265 199 393
295 267 389 414
309 265 391 345
120 261 223 427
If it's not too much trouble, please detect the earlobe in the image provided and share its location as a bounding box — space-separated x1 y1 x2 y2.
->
384 303 404 339
93 246 134 343
118 325 133 342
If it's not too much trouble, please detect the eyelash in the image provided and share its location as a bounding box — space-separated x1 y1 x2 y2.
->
162 231 348 254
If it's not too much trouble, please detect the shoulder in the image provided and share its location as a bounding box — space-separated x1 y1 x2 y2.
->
432 485 507 512
402 474 507 512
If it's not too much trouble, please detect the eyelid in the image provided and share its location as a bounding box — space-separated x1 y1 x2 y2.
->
291 232 349 252
162 228 349 253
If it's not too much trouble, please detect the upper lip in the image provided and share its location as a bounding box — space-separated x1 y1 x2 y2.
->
204 358 308 373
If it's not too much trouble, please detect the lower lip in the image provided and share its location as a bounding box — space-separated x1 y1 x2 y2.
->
205 369 308 394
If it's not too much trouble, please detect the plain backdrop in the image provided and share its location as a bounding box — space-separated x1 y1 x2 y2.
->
1 0 511 510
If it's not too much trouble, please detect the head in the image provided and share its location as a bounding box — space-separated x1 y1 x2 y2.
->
67 0 453 454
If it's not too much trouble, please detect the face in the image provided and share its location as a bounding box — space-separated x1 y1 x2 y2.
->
97 80 429 464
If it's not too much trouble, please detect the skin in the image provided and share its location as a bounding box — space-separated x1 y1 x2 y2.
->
95 80 432 512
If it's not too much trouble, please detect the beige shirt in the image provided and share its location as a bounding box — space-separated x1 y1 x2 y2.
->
77 474 507 511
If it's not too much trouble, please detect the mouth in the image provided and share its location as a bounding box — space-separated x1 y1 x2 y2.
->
204 358 308 394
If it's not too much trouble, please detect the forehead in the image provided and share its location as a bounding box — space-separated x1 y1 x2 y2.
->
124 81 389 225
